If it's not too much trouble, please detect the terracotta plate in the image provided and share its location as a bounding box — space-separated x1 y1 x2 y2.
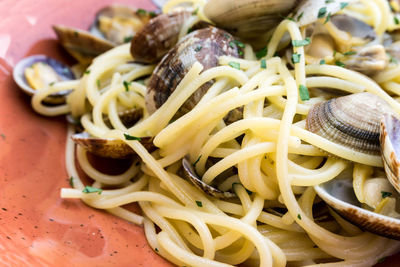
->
0 0 397 266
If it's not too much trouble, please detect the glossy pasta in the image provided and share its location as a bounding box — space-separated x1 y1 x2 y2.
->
30 0 400 266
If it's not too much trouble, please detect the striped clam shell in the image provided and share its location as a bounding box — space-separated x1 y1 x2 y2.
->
146 26 241 115
380 113 400 193
306 92 393 155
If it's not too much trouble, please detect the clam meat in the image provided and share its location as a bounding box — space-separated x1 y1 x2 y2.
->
146 26 241 115
13 55 75 104
306 92 393 155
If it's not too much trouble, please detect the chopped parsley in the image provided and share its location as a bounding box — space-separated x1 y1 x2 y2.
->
395 16 400 25
324 12 332 24
291 53 301 64
82 186 102 194
292 37 311 47
388 53 398 64
296 12 304 21
228 61 240 70
195 200 203 207
149 11 157 17
123 36 133 43
320 59 326 65
74 31 79 37
318 7 327 18
299 84 310 101
229 41 235 48
335 60 346 67
194 45 202 52
297 214 302 220
193 155 202 167
84 69 90 75
260 59 267 69
343 51 356 56
97 79 101 88
381 191 393 198
234 40 245 48
49 82 55 86
123 80 131 92
377 257 387 264
255 46 268 59
69 177 74 187
340 2 349 9
136 8 147 15
124 133 142 141
325 0 334 3
192 7 199 15
155 248 159 252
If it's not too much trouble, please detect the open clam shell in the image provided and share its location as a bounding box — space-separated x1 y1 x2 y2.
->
182 156 236 199
315 177 400 240
72 132 155 159
306 92 393 155
13 55 75 104
380 113 400 193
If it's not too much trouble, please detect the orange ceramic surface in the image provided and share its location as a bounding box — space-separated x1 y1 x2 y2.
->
0 1 399 266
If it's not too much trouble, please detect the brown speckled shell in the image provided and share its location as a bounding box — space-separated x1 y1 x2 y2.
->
130 11 191 63
380 113 400 193
146 26 241 115
182 156 236 199
72 132 155 159
306 92 393 155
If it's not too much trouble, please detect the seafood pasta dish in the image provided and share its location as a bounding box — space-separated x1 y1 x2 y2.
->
13 0 400 266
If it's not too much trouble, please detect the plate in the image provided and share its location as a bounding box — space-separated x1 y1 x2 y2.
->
0 0 397 266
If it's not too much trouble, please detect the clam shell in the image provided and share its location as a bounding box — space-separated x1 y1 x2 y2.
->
182 156 236 199
130 11 192 63
315 178 400 240
13 55 75 104
203 0 299 39
306 92 393 155
380 113 400 193
72 132 155 159
146 26 240 115
103 108 144 128
53 25 115 64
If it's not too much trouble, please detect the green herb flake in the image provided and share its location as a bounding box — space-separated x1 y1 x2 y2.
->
187 28 193 34
149 11 157 17
74 31 79 37
340 2 349 9
291 53 301 64
325 0 334 3
124 133 141 141
49 82 55 86
193 155 202 167
335 60 345 67
223 33 230 39
343 51 356 56
155 248 159 252
381 191 393 198
296 12 304 21
297 214 302 220
234 40 245 48
260 59 267 69
299 84 310 101
395 16 400 25
377 257 387 264
228 61 240 70
196 200 203 207
255 46 268 59
123 36 133 43
239 50 244 56
388 53 398 64
82 186 102 194
97 79 101 88
229 41 236 48
320 59 326 65
69 177 74 187
280 14 295 21
194 45 202 52
318 7 327 18
123 80 130 92
84 69 90 75
324 12 332 24
136 8 147 15
0 133 5 140
192 7 199 15
292 37 311 47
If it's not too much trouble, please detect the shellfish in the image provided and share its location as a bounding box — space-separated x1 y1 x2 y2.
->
130 10 192 63
146 26 241 115
306 92 393 155
13 55 75 104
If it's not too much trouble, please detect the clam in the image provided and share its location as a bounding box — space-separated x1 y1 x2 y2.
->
182 156 236 199
13 55 75 104
380 113 400 193
314 177 400 240
54 5 155 64
130 11 192 63
306 92 393 155
72 132 155 159
146 26 241 115
90 4 155 45
203 0 299 39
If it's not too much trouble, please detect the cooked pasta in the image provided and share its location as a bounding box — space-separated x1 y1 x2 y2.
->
28 0 400 266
